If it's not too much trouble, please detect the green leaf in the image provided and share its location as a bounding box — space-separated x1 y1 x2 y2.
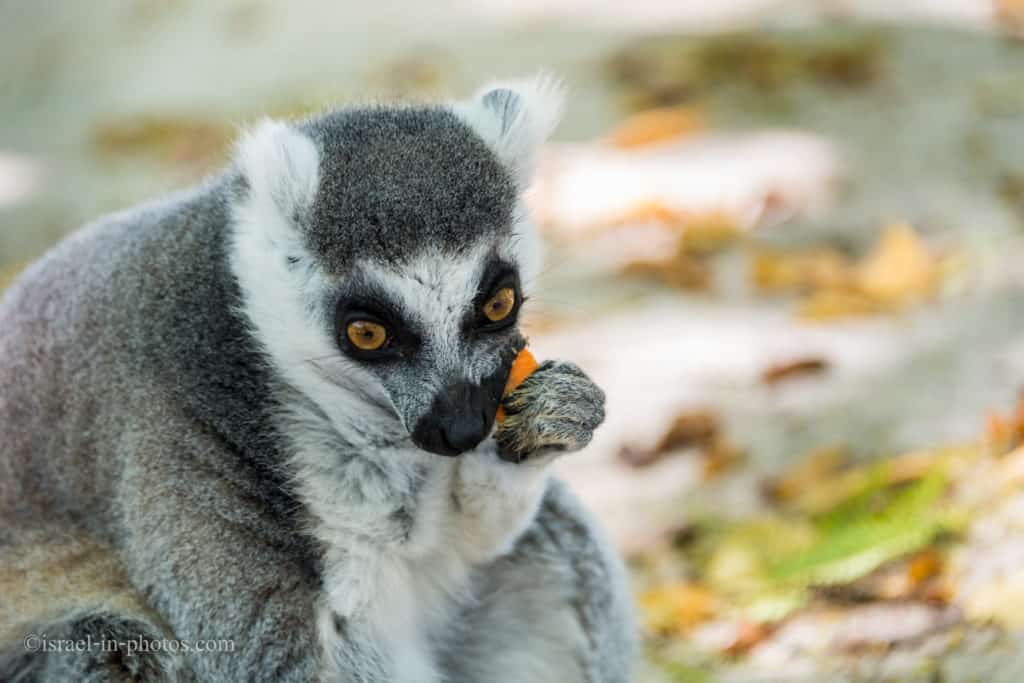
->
767 469 949 586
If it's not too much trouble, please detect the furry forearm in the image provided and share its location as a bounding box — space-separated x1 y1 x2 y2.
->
451 444 551 564
446 358 607 565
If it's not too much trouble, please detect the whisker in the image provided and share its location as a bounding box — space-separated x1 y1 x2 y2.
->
299 354 344 365
523 297 588 312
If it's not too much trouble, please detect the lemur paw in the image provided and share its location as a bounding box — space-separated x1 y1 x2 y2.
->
495 360 605 463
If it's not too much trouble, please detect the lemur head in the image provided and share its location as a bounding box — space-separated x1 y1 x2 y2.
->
231 75 563 457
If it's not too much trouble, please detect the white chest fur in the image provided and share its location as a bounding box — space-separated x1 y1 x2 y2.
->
304 443 549 683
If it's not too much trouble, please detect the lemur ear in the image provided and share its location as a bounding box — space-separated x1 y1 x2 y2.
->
454 73 565 188
236 119 320 225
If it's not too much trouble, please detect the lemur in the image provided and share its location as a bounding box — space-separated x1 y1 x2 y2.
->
0 75 636 682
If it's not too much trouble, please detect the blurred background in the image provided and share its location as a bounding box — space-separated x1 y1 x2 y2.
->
6 0 1024 680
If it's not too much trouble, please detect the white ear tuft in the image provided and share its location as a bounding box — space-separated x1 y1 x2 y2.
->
236 119 320 222
454 72 565 188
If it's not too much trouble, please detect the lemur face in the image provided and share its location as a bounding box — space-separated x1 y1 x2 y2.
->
231 75 562 456
328 248 525 455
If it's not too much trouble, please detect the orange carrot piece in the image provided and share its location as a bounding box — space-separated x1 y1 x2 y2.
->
495 348 539 423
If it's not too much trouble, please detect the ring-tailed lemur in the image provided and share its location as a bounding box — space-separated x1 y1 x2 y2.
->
0 75 636 682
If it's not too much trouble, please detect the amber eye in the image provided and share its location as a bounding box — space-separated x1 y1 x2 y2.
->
346 320 389 351
482 287 516 323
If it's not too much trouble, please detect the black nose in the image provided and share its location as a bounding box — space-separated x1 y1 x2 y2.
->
441 410 488 454
411 379 501 457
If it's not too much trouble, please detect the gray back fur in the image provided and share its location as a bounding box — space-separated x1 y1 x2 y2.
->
0 175 318 569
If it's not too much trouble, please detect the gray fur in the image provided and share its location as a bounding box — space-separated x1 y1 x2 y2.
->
0 83 635 682
0 178 324 680
300 107 517 274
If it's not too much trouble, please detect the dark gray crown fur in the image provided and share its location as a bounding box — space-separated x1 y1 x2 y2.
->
300 107 517 273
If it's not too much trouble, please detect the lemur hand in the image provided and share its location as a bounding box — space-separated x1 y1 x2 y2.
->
495 360 605 463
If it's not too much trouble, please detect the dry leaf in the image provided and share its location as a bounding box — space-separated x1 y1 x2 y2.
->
983 392 1024 454
997 0 1024 38
609 201 684 227
880 551 947 601
607 203 741 245
703 437 746 479
605 106 705 149
691 619 772 655
985 412 1014 453
679 214 741 255
855 222 940 308
657 411 721 453
639 582 720 636
764 445 847 505
753 223 945 322
619 410 722 468
907 549 943 586
797 289 880 321
817 550 949 603
761 357 830 385
92 116 233 168
618 212 739 290
621 251 711 291
724 621 771 655
617 446 664 469
751 247 852 292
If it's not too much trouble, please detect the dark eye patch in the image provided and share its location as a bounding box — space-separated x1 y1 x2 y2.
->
332 274 420 361
466 258 521 333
